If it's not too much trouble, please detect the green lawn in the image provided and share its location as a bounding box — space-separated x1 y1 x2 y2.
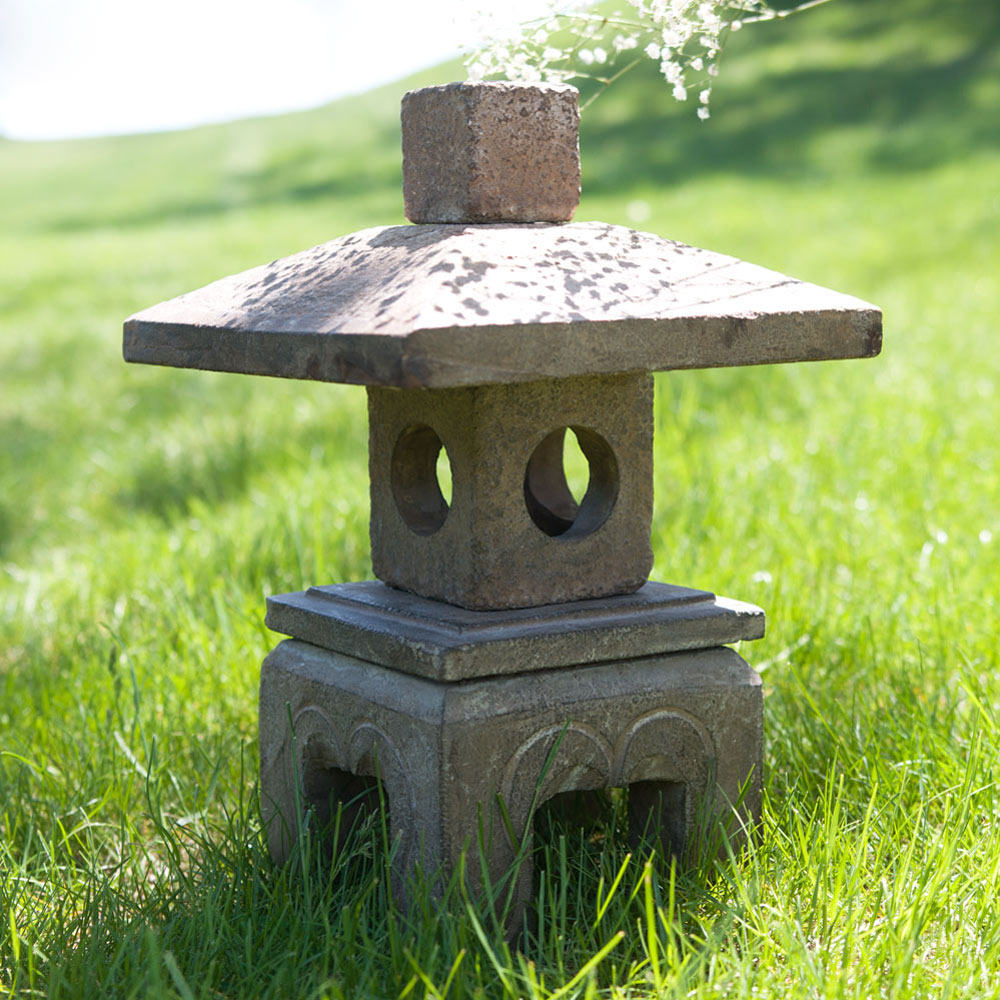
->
3 0 1000 995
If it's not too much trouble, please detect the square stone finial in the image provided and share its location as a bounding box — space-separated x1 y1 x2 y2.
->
401 81 581 224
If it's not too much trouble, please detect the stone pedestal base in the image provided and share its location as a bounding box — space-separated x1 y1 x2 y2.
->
259 581 764 918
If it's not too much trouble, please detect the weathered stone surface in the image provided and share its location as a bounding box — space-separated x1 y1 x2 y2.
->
401 82 580 224
259 638 763 918
123 222 882 388
265 579 765 682
367 373 653 609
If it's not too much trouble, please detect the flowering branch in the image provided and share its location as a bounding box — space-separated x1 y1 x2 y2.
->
466 0 834 117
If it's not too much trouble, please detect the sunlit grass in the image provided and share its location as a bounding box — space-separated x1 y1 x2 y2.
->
2 0 1000 995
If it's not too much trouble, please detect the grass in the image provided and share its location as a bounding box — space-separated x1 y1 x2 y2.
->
2 0 1000 994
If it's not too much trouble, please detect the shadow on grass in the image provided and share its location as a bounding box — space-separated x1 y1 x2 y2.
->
115 415 365 526
25 751 751 998
580 0 1000 192
118 434 261 522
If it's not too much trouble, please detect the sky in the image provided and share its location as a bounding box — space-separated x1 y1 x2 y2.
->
0 0 550 141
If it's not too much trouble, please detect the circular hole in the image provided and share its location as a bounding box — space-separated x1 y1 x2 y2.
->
391 424 452 536
523 425 619 538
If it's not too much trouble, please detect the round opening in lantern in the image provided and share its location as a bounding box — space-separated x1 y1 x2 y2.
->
391 424 452 535
523 426 618 538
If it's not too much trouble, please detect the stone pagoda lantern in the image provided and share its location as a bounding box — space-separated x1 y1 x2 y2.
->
124 83 881 913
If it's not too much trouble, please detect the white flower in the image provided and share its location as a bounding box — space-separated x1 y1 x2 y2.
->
464 0 821 119
662 59 682 84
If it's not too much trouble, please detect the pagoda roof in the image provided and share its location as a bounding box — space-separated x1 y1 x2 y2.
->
124 221 881 389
